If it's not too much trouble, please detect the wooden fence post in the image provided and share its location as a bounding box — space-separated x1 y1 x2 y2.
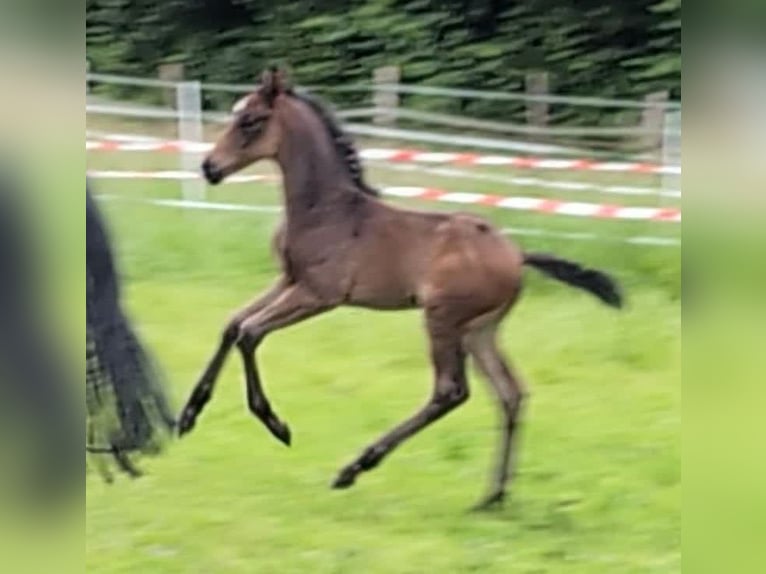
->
158 62 184 107
373 66 400 126
525 71 549 131
641 91 669 157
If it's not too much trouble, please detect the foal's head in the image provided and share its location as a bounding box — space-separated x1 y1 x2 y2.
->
202 67 379 197
201 67 292 185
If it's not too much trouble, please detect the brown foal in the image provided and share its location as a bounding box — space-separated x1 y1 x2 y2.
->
178 68 622 509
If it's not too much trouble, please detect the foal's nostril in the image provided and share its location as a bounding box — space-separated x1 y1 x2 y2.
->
201 159 223 184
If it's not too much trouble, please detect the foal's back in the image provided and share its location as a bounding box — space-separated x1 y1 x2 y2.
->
347 198 524 317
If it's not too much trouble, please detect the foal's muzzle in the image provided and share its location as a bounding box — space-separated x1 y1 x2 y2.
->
201 158 223 185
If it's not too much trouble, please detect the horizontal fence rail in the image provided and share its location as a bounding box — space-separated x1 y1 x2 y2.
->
86 101 590 157
86 72 681 159
86 72 681 214
343 107 672 137
348 83 682 110
87 73 680 109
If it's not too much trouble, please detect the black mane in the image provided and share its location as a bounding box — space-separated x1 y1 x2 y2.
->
291 90 380 197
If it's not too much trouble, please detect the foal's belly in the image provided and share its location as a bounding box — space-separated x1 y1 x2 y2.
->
345 297 420 311
344 284 420 311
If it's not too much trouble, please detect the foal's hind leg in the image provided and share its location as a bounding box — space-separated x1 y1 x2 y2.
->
178 276 288 436
332 310 469 489
237 283 333 445
464 325 526 510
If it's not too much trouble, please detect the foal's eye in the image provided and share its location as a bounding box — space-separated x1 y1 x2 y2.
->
238 114 263 133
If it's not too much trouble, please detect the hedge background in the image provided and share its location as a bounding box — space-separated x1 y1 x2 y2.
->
86 0 681 126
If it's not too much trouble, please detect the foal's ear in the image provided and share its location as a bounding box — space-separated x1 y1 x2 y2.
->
260 68 278 104
273 68 292 94
260 66 292 105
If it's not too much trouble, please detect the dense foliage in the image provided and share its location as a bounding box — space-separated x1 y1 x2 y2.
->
86 0 680 122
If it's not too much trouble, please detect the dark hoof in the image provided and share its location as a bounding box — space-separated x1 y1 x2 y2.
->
177 405 198 437
267 418 292 447
470 491 506 512
331 468 357 490
112 449 143 479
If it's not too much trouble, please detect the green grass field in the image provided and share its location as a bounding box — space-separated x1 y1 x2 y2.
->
86 132 680 573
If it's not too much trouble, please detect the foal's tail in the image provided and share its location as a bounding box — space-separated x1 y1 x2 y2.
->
523 252 623 308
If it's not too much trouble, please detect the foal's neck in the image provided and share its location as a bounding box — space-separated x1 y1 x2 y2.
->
275 101 356 222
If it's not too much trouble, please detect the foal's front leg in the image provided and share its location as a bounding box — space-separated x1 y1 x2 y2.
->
236 283 334 445
178 276 289 436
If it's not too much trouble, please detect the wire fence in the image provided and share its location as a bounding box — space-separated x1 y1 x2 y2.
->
86 71 681 245
86 72 681 158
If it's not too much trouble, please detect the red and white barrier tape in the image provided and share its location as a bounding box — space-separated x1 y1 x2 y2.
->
86 170 277 183
96 194 680 247
87 170 681 223
85 140 681 176
84 134 680 197
373 161 681 198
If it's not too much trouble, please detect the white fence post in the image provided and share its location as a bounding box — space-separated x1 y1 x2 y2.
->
661 109 681 199
176 80 205 201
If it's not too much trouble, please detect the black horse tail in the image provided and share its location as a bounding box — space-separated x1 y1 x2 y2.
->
523 252 623 309
86 183 175 480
